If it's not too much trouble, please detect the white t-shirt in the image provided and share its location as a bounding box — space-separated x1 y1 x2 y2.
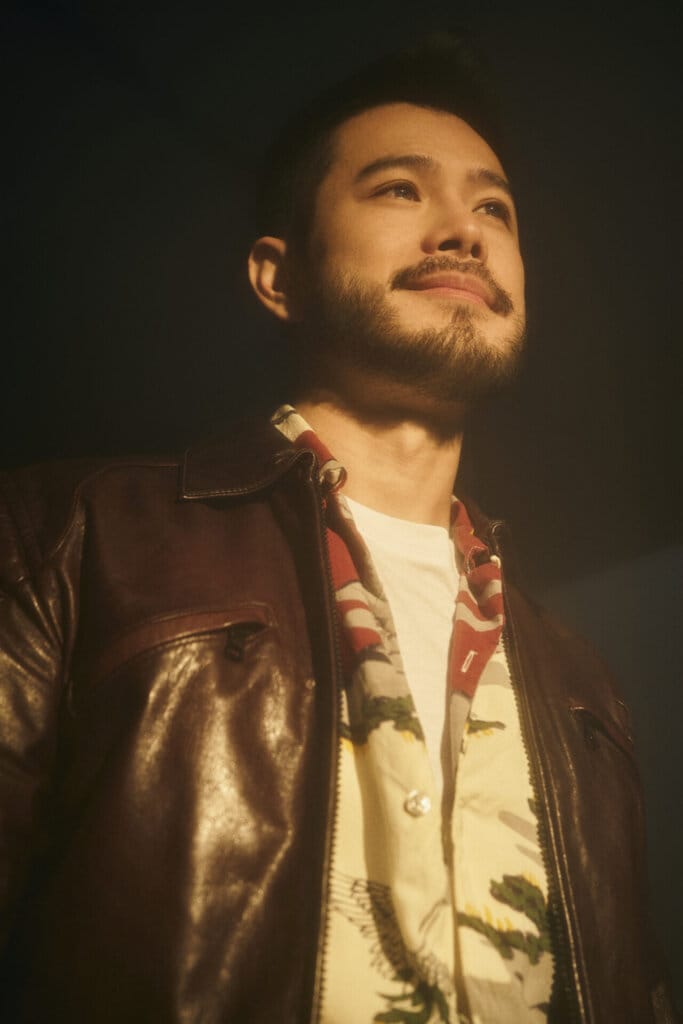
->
345 496 459 793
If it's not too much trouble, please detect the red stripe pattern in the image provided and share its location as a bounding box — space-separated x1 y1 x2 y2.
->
450 509 504 698
273 405 503 705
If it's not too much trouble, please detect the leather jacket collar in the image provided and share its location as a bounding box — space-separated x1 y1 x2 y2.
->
180 417 304 500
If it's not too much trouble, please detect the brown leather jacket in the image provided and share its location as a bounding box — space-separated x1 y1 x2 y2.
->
0 420 676 1023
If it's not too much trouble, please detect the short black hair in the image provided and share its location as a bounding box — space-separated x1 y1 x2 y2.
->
253 33 509 254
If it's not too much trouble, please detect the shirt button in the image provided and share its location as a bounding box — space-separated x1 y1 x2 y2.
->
403 790 431 817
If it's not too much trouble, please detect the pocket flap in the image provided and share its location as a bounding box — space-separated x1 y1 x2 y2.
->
87 604 274 690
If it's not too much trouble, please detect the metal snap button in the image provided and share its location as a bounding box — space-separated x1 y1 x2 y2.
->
403 790 431 817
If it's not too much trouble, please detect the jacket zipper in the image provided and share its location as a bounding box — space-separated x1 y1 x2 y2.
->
489 520 587 1024
303 462 345 1024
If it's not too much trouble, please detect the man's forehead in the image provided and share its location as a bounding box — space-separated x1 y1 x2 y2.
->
328 102 506 177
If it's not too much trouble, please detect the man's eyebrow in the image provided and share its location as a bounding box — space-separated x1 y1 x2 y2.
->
353 154 437 184
468 167 513 198
353 156 513 199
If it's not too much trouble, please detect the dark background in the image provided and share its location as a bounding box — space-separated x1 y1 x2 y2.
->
5 0 682 996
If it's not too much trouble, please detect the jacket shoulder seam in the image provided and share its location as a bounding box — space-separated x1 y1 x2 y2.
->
2 458 181 575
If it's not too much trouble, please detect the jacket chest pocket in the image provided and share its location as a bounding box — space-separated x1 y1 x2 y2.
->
79 603 276 694
568 702 635 762
61 603 314 821
43 605 319 1010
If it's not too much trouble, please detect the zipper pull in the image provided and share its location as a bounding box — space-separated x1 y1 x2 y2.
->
225 621 266 661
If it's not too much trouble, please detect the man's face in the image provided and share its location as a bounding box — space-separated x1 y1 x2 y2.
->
295 102 526 405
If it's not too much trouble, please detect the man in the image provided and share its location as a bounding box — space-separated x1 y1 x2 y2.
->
0 36 676 1024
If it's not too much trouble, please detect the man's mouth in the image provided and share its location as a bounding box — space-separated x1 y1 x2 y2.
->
391 258 514 316
403 272 492 307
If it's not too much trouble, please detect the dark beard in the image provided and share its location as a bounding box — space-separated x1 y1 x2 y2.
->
294 272 526 406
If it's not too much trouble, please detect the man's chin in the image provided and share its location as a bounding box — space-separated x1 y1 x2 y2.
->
347 316 526 404
295 326 524 412
295 274 526 407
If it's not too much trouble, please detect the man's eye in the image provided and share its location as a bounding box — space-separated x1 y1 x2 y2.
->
477 199 512 224
375 182 420 201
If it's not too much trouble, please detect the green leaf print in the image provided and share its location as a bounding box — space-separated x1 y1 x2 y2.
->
490 875 549 936
375 979 450 1023
465 718 506 734
350 695 424 744
330 874 452 1023
457 874 551 966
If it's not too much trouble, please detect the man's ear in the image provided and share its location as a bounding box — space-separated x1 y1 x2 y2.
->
248 236 300 323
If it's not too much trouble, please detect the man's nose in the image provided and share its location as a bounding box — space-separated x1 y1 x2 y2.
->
423 204 486 261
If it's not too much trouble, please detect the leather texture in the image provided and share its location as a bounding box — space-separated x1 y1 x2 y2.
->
0 420 677 1023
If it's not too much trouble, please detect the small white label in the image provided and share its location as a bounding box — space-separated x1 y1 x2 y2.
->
461 650 477 673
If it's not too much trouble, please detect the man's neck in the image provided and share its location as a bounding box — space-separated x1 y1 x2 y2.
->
296 399 463 529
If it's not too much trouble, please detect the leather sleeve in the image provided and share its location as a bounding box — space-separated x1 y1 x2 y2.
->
0 472 72 951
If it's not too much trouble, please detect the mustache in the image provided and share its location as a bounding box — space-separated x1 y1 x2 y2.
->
390 256 514 317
